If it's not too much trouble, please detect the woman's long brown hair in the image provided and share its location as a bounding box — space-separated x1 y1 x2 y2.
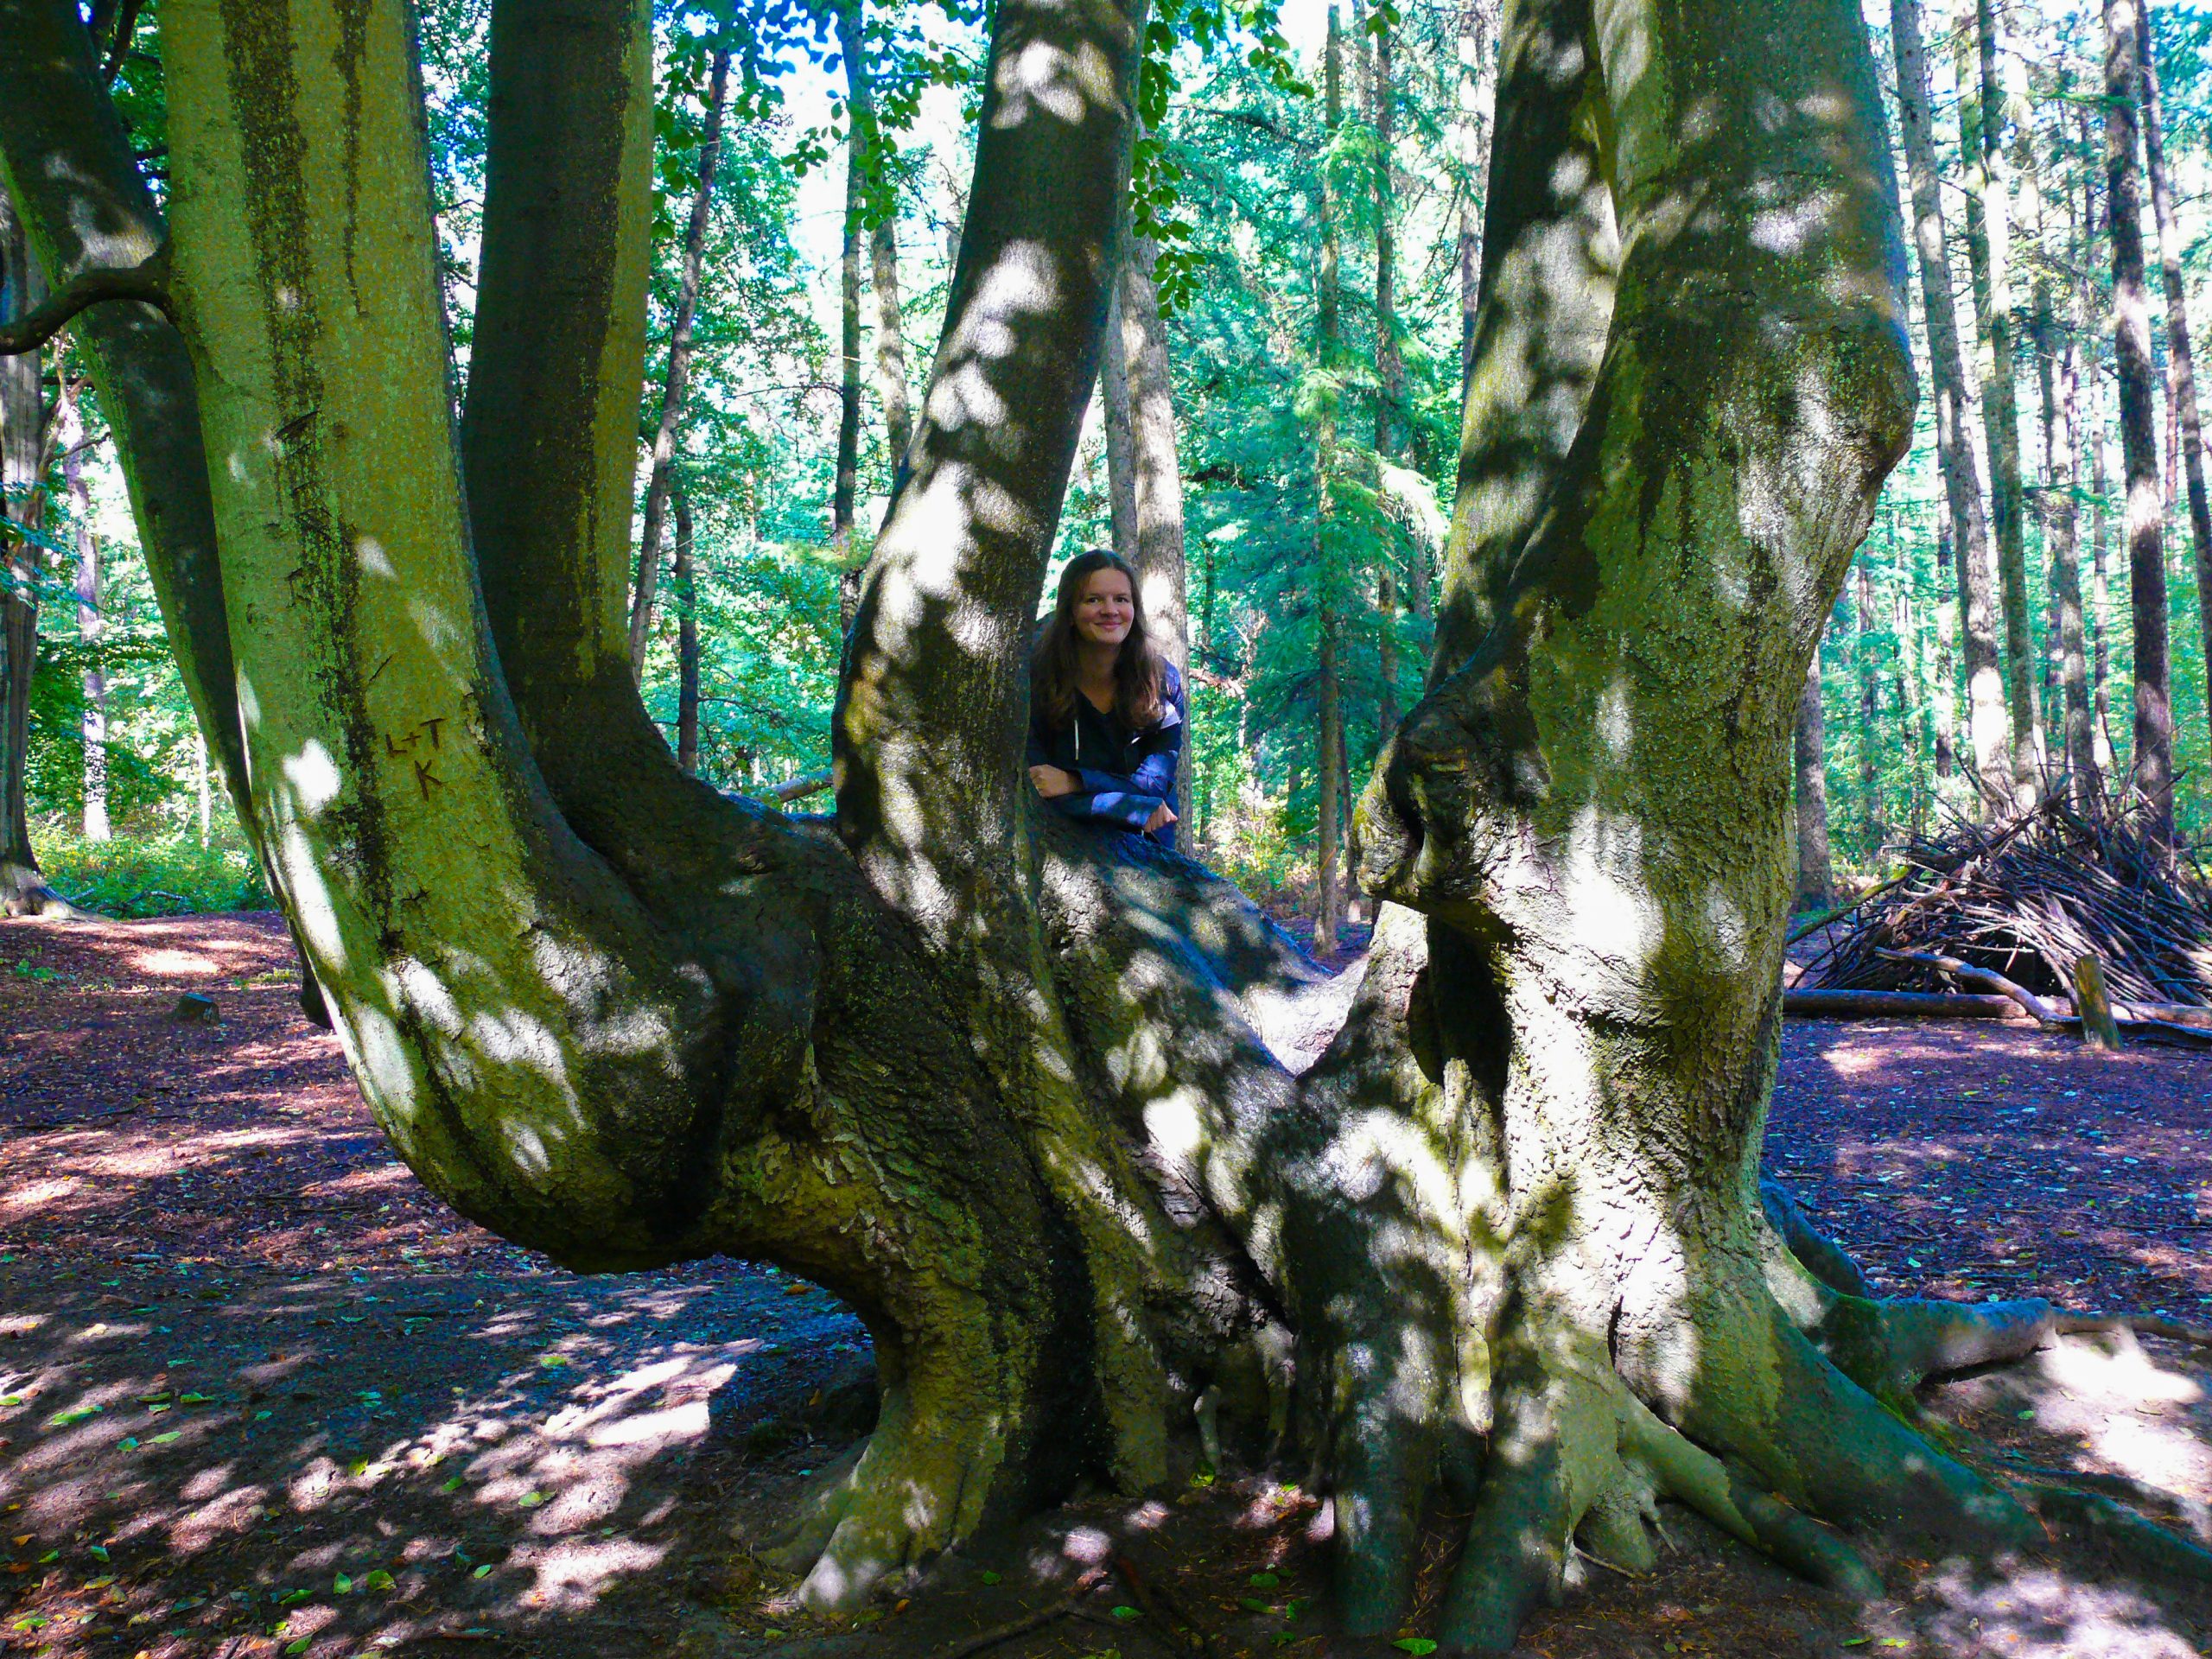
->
1032 550 1166 729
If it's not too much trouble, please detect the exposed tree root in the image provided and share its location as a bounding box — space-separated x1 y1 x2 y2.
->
2014 1480 2212 1584
1421 1313 1885 1657
0 861 100 922
2055 1312 2212 1351
1997 1460 2211 1538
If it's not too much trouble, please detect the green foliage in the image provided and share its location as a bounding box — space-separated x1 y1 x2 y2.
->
31 822 272 918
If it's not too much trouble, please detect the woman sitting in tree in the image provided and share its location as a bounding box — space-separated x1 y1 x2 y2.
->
1027 549 1184 847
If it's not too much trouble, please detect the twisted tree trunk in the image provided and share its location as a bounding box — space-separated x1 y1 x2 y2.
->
7 0 2165 1649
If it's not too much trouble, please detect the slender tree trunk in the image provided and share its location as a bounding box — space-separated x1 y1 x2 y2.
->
2104 0 2174 849
832 18 866 631
1118 226 1192 853
1934 489 1958 785
62 388 108 841
1857 556 1879 851
0 177 52 912
1891 0 2010 811
626 20 735 676
1316 620 1344 953
1892 573 1925 835
2139 44 2212 743
1313 2 1345 956
1959 6 2037 801
1795 649 1831 907
2041 143 2099 801
2080 109 2118 784
1102 279 1139 563
674 479 699 778
841 0 909 478
1372 3 1402 737
1454 0 1491 414
194 727 210 845
2092 416 2117 776
871 226 910 470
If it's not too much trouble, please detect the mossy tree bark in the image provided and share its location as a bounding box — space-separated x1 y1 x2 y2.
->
2 0 2158 1647
1349 0 2063 1641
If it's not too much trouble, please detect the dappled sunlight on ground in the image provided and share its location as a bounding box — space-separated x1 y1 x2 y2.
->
4 917 2212 1656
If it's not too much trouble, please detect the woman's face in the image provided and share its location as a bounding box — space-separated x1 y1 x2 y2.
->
1072 568 1136 650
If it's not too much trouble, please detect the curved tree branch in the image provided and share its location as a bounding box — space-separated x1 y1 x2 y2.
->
834 0 1145 939
0 246 170 355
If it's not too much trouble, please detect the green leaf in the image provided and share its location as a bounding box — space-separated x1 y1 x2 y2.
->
287 1639 313 1655
517 1491 545 1508
473 1563 493 1580
44 1402 104 1427
365 1569 396 1591
334 1572 353 1593
538 1355 569 1369
277 1588 311 1605
1393 1642 1437 1656
86 1546 108 1560
149 1431 181 1445
1238 1597 1273 1613
1248 1573 1279 1590
1111 1605 1141 1620
978 1570 1001 1586
441 1476 465 1493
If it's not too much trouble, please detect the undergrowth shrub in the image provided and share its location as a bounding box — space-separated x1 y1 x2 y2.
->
30 821 272 918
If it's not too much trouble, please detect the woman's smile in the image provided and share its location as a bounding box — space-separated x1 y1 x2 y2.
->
1075 571 1135 645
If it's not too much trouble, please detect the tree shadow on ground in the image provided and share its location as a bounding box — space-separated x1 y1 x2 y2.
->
3 914 2212 1658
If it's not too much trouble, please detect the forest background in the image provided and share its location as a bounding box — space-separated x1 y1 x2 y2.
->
6 0 2210 932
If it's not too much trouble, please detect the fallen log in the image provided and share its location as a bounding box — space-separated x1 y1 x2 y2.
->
1876 947 2064 1024
1783 989 2030 1020
1783 987 2212 1048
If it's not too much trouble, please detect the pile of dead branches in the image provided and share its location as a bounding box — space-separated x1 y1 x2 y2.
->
1798 794 2212 1011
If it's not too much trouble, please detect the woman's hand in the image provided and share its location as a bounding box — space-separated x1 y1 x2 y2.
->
1029 764 1082 799
1142 803 1177 835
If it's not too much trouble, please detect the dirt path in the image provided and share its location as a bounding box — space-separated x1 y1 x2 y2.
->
3 913 2209 1659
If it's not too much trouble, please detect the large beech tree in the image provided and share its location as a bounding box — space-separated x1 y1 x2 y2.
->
2 0 2175 1646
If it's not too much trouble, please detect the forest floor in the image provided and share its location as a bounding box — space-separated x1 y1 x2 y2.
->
2 912 2210 1659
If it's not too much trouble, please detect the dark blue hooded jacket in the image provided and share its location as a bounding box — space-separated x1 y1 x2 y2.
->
1027 662 1185 847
